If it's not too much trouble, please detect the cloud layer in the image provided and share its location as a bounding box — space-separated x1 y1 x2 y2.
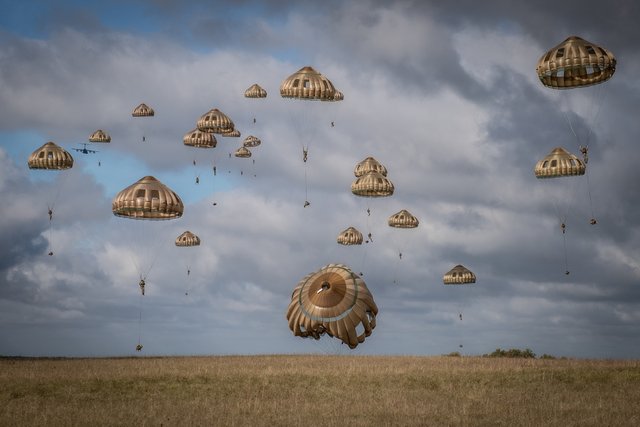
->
1 0 639 358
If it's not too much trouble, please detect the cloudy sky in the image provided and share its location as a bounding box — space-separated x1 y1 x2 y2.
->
1 0 639 358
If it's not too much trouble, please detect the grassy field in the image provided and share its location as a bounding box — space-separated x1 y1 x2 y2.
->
1 355 639 426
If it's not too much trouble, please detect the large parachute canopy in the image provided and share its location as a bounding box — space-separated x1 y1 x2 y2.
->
132 103 155 117
112 176 184 220
536 36 616 89
243 135 261 148
443 265 476 285
175 230 201 247
28 142 74 170
351 171 394 197
337 227 364 245
280 66 339 101
388 210 419 228
234 146 252 158
286 263 378 349
534 147 585 178
89 130 111 143
197 108 235 134
244 83 267 98
183 129 217 148
354 156 387 177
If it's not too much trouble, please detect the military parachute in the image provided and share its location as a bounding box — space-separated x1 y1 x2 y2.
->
534 147 586 274
89 129 111 143
132 103 155 142
337 227 364 246
443 264 476 329
28 141 74 256
280 66 343 207
175 230 200 296
112 175 183 351
286 264 378 349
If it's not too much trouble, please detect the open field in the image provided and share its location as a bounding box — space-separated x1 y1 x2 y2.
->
1 355 639 426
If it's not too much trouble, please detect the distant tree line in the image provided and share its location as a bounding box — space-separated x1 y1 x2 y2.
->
445 348 559 359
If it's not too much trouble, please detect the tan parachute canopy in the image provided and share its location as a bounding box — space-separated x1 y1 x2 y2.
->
196 108 235 134
243 135 261 148
337 227 364 245
534 147 585 178
175 230 201 247
28 142 74 170
351 171 394 197
388 210 419 228
286 263 378 349
244 83 267 98
280 66 338 101
221 129 241 138
234 146 252 158
112 176 184 220
183 129 217 148
443 265 476 285
132 103 155 117
89 129 111 143
536 36 616 89
354 156 387 177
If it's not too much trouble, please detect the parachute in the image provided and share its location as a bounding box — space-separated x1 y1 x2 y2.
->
443 264 476 330
28 141 74 170
183 129 217 184
112 175 183 351
183 129 217 149
536 36 616 90
175 230 201 247
354 156 387 178
443 264 476 285
351 171 394 197
234 147 252 158
388 209 419 229
88 130 111 143
132 103 154 142
280 66 343 206
280 66 339 101
28 142 74 256
337 227 364 246
175 231 200 296
112 175 184 220
388 209 419 283
244 83 267 99
535 147 585 178
132 103 155 117
243 84 267 169
221 129 241 138
88 131 110 165
534 147 586 178
243 135 261 148
351 158 394 245
197 108 235 134
286 263 378 349
534 147 586 274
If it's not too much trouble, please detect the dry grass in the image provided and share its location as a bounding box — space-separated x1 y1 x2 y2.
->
1 355 639 426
